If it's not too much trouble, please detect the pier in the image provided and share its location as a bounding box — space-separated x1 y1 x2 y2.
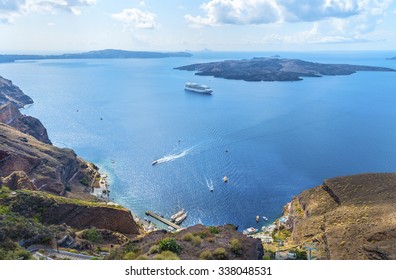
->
145 211 181 230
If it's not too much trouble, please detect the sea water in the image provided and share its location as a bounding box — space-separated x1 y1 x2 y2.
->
1 51 395 231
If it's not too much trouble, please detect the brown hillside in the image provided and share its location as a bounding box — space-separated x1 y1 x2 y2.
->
287 173 396 259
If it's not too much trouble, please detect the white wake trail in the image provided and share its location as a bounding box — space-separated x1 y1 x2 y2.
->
154 148 192 164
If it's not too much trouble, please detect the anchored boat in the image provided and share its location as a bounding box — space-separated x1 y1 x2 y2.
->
174 212 187 225
170 209 185 222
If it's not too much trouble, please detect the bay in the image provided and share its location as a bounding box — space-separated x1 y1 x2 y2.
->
1 51 395 231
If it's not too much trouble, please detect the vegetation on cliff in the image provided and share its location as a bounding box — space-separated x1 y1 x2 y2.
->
107 224 263 260
0 186 139 259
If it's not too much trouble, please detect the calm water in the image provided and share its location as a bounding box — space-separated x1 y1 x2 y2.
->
1 51 395 231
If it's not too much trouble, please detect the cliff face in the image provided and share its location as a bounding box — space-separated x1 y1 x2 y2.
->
10 191 140 235
0 102 51 144
286 173 396 260
0 122 92 196
0 76 33 108
0 74 141 258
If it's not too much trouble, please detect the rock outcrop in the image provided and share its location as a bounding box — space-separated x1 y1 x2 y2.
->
2 171 37 191
0 122 93 196
0 76 33 108
109 224 263 260
0 102 51 144
10 190 140 235
175 57 396 82
286 173 396 260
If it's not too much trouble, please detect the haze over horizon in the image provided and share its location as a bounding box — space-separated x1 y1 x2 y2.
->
1 0 396 53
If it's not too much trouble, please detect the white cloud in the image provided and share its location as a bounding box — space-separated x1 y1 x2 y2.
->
112 8 158 29
186 0 393 26
186 0 394 45
258 18 376 46
185 0 282 26
23 0 96 15
0 0 96 23
0 0 23 23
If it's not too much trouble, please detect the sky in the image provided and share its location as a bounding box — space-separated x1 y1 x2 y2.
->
1 0 396 52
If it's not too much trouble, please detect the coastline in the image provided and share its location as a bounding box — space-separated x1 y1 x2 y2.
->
90 172 110 201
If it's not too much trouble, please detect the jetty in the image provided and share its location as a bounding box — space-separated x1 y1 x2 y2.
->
145 211 181 230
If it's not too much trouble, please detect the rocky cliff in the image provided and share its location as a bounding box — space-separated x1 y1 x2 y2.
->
0 102 51 144
10 190 139 235
0 122 95 196
0 76 33 108
285 173 396 260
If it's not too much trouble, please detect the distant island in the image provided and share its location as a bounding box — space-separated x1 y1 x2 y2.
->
387 57 396 60
0 49 192 63
175 57 395 82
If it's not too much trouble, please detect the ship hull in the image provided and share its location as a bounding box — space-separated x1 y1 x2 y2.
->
184 88 213 94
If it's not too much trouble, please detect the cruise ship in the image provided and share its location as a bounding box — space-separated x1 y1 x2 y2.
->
184 82 213 94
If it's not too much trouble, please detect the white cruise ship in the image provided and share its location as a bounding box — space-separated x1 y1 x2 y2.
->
184 82 213 94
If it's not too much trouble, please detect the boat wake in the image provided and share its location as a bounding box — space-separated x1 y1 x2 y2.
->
205 178 214 192
152 148 192 165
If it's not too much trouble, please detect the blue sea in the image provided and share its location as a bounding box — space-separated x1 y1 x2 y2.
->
1 51 395 231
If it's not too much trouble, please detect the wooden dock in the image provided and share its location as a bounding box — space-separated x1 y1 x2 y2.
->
145 211 181 230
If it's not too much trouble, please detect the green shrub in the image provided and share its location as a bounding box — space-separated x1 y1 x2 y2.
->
158 238 182 254
154 251 180 260
148 245 160 255
136 254 149 260
81 227 103 243
199 250 213 260
192 236 202 247
124 252 138 260
0 246 32 260
182 233 193 242
289 249 307 260
196 230 208 239
208 226 220 234
0 205 10 214
263 255 271 260
229 238 242 255
213 247 227 260
79 177 89 186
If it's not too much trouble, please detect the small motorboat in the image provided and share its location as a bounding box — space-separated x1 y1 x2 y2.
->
262 216 268 221
223 176 228 183
256 215 260 222
167 226 175 232
243 227 258 235
152 160 158 166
